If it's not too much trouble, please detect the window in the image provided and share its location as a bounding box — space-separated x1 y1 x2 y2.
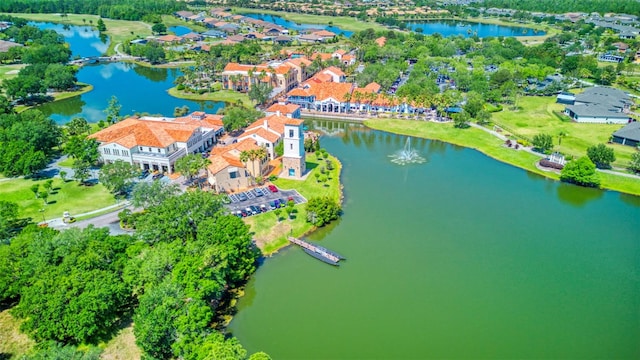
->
157 149 161 153
265 143 270 147
229 171 239 179
290 143 293 150
113 149 120 156
104 148 111 155
289 130 294 138
122 150 129 157
148 147 152 152
139 147 143 151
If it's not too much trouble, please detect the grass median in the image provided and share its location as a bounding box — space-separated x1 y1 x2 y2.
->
242 152 342 255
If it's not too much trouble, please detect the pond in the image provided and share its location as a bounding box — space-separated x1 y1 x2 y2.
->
229 122 640 359
29 22 225 124
38 63 225 124
169 25 193 36
405 20 545 37
31 21 109 57
242 14 353 37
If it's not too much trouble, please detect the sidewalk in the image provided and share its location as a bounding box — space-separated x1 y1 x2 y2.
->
44 201 130 227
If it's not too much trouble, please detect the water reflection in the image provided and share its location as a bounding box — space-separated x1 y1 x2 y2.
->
619 192 640 207
31 22 109 57
405 20 545 38
556 182 604 207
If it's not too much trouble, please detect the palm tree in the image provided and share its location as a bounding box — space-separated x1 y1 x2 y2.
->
558 131 568 146
343 92 352 113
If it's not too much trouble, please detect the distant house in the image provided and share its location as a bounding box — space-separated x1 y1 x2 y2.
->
181 33 203 42
265 103 301 118
174 11 194 20
564 87 632 123
202 30 226 38
556 92 575 104
156 35 183 44
206 138 267 193
0 39 23 53
273 35 292 45
298 34 323 43
612 121 640 147
599 53 625 63
375 36 386 47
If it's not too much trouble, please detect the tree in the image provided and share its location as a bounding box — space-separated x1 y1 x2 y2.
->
131 181 180 209
98 160 139 194
452 110 471 129
60 170 67 181
305 196 341 227
0 200 19 241
628 151 640 173
30 184 40 199
560 156 600 188
96 18 107 32
44 179 54 194
151 23 167 35
273 208 282 222
532 133 553 153
220 106 262 132
64 136 100 164
104 95 121 125
557 130 568 145
174 154 210 184
39 191 49 205
44 63 77 90
72 160 91 184
275 141 284 157
65 117 91 136
587 143 616 169
248 82 273 105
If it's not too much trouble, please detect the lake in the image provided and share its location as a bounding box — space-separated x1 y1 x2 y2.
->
169 25 193 36
229 123 640 359
405 20 545 37
38 63 225 124
243 14 353 38
31 22 224 124
31 22 109 58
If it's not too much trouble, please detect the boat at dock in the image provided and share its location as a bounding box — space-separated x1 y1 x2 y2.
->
288 237 345 266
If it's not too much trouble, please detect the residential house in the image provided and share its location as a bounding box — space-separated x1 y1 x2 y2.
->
332 49 356 66
174 11 194 20
156 35 183 44
375 36 387 47
612 42 630 53
89 112 224 174
202 30 226 38
221 62 298 95
181 33 203 42
612 121 640 147
318 66 346 82
311 30 337 41
599 53 625 63
218 23 240 34
283 57 314 84
563 87 632 123
237 115 292 159
206 138 267 193
298 34 323 43
0 40 23 53
273 35 292 45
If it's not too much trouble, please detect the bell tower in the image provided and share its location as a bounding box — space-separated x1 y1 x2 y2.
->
282 118 305 178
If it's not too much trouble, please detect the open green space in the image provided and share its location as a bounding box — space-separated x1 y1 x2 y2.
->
491 95 637 168
0 176 117 221
1 13 152 55
231 7 387 33
365 118 640 196
0 64 26 84
168 86 253 108
0 308 35 359
242 152 342 255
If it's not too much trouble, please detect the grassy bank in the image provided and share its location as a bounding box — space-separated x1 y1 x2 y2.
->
491 96 636 168
365 118 640 196
168 86 253 108
243 152 342 255
1 176 117 221
1 13 152 55
231 7 387 33
14 82 93 113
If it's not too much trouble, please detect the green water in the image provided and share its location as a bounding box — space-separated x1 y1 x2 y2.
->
229 126 640 359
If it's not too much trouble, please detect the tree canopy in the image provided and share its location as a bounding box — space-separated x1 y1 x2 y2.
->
586 143 616 169
560 156 600 188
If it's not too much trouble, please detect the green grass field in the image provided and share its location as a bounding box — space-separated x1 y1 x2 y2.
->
168 87 253 108
0 64 25 84
1 13 152 55
0 308 35 359
231 7 387 33
491 96 637 168
1 177 117 221
161 15 207 33
242 152 342 254
366 118 640 196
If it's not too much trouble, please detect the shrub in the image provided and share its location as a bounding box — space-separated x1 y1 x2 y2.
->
176 84 185 91
560 157 600 188
539 159 564 170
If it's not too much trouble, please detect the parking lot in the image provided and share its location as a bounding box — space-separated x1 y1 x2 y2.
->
224 185 307 217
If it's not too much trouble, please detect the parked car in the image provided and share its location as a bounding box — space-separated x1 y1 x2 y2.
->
138 169 149 179
279 198 287 208
254 188 264 197
234 211 243 218
152 173 164 180
240 209 248 217
269 200 277 210
245 207 254 216
238 192 248 201
250 205 260 215
260 204 268 213
268 184 278 193
288 196 295 203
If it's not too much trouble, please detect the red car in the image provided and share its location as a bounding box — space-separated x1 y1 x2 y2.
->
268 185 278 193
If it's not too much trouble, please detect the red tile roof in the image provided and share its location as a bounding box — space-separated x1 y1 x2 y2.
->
90 117 200 148
266 103 300 115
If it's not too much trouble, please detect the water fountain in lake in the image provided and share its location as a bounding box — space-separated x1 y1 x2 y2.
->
389 137 426 165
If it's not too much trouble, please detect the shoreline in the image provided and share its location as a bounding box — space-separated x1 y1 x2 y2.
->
15 82 94 113
364 118 640 196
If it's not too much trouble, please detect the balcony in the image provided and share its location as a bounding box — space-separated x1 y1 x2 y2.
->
133 148 186 163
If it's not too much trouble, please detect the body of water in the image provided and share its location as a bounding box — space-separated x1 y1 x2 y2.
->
31 22 109 57
229 123 640 359
30 22 224 123
406 20 545 37
243 14 353 38
169 25 193 36
38 63 225 124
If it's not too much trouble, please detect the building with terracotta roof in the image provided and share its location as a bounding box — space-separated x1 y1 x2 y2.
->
221 61 299 96
90 112 223 174
319 66 346 82
311 30 337 40
206 138 267 193
375 36 387 47
156 34 183 44
265 103 301 118
237 114 292 159
287 81 354 113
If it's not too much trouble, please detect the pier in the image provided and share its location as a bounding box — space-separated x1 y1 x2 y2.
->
288 237 345 266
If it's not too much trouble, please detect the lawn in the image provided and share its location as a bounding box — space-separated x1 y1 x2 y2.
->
0 308 35 359
168 87 253 108
161 15 207 33
0 64 26 84
1 177 117 221
365 118 640 196
242 152 342 255
491 95 637 168
2 13 152 55
231 7 387 32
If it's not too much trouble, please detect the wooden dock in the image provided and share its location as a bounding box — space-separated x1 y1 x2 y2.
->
288 237 345 266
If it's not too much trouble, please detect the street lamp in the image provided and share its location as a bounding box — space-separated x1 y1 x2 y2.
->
39 208 46 223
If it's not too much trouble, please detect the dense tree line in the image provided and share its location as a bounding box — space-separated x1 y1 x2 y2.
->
482 0 640 15
0 190 266 359
0 0 186 21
